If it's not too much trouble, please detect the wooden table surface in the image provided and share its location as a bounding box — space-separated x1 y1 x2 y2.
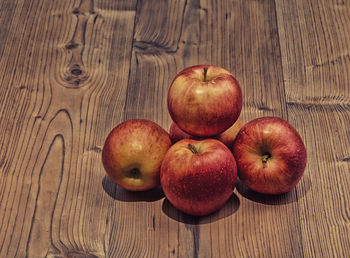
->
0 0 349 257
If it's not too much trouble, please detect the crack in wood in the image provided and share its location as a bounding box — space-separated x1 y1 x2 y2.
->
133 40 177 54
62 0 100 88
306 53 350 69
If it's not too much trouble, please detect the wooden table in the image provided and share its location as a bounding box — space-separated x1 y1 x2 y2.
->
0 0 349 257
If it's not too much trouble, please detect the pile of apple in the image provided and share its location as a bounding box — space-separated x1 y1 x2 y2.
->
102 65 307 216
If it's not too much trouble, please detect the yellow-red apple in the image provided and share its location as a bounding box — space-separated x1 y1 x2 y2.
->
169 118 243 149
102 119 171 191
160 139 237 216
232 117 307 194
167 65 242 137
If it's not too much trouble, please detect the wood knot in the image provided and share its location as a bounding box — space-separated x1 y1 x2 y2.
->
72 8 80 15
63 64 88 88
69 64 83 75
71 68 82 75
258 106 272 111
65 43 79 49
72 8 97 17
91 146 102 153
0 156 5 168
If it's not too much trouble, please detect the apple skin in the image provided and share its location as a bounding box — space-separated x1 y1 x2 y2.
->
169 118 243 149
232 117 307 194
167 65 242 137
102 119 171 191
160 139 238 216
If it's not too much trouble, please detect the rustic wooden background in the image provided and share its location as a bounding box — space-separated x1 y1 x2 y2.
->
0 0 349 257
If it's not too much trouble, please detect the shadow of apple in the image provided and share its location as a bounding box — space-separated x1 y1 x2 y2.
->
161 193 240 224
102 175 165 202
235 175 311 205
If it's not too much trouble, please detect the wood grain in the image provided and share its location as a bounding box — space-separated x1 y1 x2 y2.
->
0 0 137 256
276 0 350 256
0 0 349 257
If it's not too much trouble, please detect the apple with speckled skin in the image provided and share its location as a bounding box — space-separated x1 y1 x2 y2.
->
160 139 237 216
169 118 243 149
167 65 242 137
102 119 171 191
232 117 307 194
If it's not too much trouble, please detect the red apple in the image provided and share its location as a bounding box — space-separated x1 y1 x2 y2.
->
232 117 307 194
167 65 242 137
168 121 194 143
160 139 238 216
102 119 171 191
215 118 243 149
169 118 243 149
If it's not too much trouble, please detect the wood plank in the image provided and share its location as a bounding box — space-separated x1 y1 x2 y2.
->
124 0 187 127
0 0 137 257
225 1 304 255
0 0 348 257
277 0 350 102
121 2 187 257
124 0 303 257
276 0 350 256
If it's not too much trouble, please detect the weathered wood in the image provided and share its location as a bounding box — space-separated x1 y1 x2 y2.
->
0 0 349 257
223 0 303 256
0 0 137 257
276 0 350 257
124 0 302 257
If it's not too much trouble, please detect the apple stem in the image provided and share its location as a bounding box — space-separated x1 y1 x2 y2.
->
188 144 199 154
203 67 208 82
262 154 271 163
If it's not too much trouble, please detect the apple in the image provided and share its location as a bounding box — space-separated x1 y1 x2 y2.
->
102 119 171 191
169 118 243 149
215 118 243 149
232 117 307 194
160 139 238 216
167 65 242 137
